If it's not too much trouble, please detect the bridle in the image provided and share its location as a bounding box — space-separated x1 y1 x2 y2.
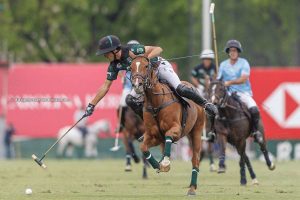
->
130 55 154 89
210 81 228 108
210 81 238 110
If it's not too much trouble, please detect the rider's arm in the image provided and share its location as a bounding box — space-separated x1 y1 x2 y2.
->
144 46 163 58
129 44 162 59
90 80 113 105
90 62 118 105
225 74 249 86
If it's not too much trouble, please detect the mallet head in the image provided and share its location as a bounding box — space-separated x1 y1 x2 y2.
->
32 154 47 169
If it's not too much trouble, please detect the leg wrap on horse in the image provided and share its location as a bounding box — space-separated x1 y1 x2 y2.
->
125 94 143 119
164 136 173 157
190 167 199 188
143 151 160 169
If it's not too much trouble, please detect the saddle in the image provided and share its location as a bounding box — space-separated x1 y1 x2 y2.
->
169 84 190 131
146 80 190 132
231 92 251 119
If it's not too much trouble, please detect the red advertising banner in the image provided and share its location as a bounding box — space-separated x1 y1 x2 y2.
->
251 68 300 140
3 64 300 140
7 63 122 138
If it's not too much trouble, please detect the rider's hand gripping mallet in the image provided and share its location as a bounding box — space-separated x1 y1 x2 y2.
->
32 114 87 169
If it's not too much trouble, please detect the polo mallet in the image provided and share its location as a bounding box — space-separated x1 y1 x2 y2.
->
32 114 87 169
110 106 123 152
210 3 219 73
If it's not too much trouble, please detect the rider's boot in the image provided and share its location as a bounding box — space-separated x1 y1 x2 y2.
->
176 84 218 117
125 94 144 120
249 107 264 144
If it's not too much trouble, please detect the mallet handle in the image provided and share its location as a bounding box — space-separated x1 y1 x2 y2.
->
42 114 87 157
210 3 219 74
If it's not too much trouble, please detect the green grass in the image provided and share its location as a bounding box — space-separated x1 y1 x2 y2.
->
0 159 299 200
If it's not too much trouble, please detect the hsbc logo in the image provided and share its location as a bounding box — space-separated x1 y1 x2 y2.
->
263 82 300 128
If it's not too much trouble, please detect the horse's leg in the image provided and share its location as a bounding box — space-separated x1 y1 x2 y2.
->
243 153 259 185
160 126 181 172
122 129 132 171
128 135 140 163
237 143 247 185
187 111 204 196
258 123 275 170
140 134 161 172
208 142 216 172
142 155 148 179
218 134 227 173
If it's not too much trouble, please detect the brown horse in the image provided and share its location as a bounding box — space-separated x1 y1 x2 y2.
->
208 80 275 185
130 56 205 196
118 106 149 178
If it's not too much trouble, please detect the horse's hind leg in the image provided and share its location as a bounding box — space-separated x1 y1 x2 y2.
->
258 123 275 170
218 134 227 173
259 143 275 170
187 113 204 196
208 142 216 172
237 143 247 185
142 155 149 179
239 156 247 185
122 130 132 171
128 139 140 163
243 153 259 185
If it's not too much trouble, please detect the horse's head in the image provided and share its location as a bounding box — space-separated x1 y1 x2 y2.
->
208 80 228 107
130 56 151 94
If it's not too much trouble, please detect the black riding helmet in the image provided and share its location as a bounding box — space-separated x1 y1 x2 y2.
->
96 35 121 56
224 39 243 53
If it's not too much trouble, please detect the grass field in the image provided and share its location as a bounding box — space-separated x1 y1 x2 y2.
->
0 159 299 200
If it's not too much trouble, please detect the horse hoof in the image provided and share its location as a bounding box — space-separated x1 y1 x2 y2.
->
160 157 171 172
217 167 226 174
125 165 132 172
187 189 196 196
210 164 217 172
269 162 276 171
252 178 259 185
159 163 171 172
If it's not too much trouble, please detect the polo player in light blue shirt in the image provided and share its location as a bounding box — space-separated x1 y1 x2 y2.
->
217 40 263 144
